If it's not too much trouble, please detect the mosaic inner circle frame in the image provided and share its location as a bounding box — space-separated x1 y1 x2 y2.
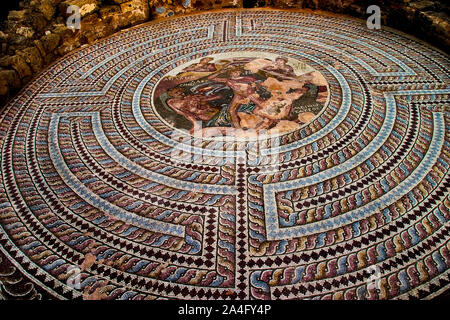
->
0 10 449 300
152 52 329 139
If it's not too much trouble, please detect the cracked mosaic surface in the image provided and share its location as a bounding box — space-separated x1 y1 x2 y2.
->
153 52 328 137
0 10 449 300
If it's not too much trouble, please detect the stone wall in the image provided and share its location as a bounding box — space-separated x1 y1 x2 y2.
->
0 0 448 106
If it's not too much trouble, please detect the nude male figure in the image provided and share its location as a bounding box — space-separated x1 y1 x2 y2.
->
208 69 259 128
166 87 221 134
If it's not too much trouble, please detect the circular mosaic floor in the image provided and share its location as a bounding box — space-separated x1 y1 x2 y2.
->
0 10 449 300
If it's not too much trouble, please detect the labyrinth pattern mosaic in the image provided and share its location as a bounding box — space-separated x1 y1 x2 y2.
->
0 10 449 300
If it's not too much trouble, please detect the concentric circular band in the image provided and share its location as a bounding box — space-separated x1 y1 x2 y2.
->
0 10 449 300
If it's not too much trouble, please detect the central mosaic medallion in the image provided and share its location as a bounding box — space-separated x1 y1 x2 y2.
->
0 10 449 301
153 52 329 138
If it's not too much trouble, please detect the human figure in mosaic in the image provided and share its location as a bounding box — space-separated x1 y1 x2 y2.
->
165 87 221 133
207 68 261 129
260 57 297 80
183 57 217 72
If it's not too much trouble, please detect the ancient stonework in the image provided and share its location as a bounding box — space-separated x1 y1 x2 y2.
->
0 0 448 106
0 9 449 301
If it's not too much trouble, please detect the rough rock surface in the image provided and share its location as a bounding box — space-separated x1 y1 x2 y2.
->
0 0 448 106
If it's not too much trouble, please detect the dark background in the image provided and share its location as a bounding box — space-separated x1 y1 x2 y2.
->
2 0 22 20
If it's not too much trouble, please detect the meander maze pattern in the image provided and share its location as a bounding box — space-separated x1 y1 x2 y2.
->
0 10 449 300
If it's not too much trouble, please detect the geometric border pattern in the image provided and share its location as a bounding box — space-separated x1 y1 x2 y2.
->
0 10 449 300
